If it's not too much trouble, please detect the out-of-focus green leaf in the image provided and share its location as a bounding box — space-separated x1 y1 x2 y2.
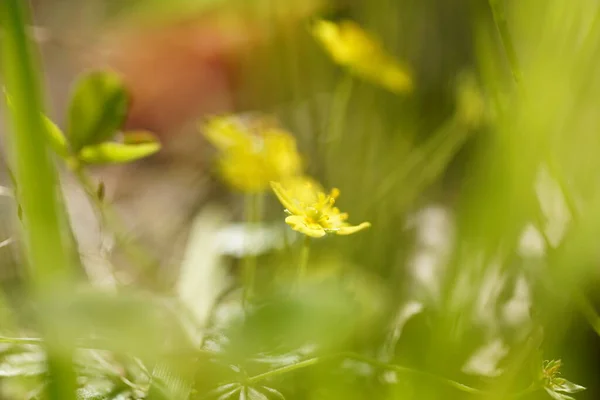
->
149 362 192 400
78 142 160 165
545 387 575 400
67 71 129 151
122 131 160 145
43 116 70 158
5 90 70 158
245 386 269 400
554 379 586 394
41 291 189 359
257 386 285 399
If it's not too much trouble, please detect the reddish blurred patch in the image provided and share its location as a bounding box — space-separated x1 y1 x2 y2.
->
95 16 261 142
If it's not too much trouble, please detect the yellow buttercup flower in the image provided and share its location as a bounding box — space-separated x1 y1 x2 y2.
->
202 115 302 193
271 177 371 238
312 19 413 93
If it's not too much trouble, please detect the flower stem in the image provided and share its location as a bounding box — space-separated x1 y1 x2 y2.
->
323 74 354 181
71 165 158 284
298 235 311 280
0 1 77 398
242 193 262 307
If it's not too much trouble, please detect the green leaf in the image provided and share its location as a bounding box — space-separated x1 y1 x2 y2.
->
259 386 285 399
555 379 586 394
67 71 129 151
122 130 160 145
245 387 269 400
78 142 160 164
149 362 192 400
545 388 575 400
5 90 69 157
43 116 69 157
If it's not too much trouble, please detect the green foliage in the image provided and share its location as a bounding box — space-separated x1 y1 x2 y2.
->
78 142 160 165
67 71 129 152
3 0 600 399
37 70 161 165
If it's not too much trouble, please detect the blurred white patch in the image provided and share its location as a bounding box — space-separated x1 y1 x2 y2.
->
381 301 423 360
462 339 508 377
407 206 452 250
406 206 453 301
473 259 505 329
381 370 398 384
502 274 531 331
535 166 571 247
177 206 231 346
216 223 296 257
0 237 12 249
518 224 546 258
0 186 13 197
341 358 374 377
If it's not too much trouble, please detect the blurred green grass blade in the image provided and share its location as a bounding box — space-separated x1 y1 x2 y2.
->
0 0 77 399
0 0 75 297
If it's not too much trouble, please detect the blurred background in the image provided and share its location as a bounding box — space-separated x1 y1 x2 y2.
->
2 0 600 399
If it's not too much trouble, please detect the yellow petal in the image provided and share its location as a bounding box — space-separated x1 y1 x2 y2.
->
216 148 270 192
285 215 326 238
263 130 302 178
271 181 302 215
202 116 253 151
334 222 371 236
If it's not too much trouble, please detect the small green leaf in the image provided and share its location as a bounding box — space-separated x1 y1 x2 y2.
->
122 130 160 145
545 388 575 400
246 387 269 400
67 71 129 151
5 90 69 157
259 386 285 399
555 379 586 394
78 142 160 165
43 116 69 157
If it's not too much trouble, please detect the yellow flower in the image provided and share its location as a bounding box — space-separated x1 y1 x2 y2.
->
312 19 413 93
202 115 302 193
271 177 371 238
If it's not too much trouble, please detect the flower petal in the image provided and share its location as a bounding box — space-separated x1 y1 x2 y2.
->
202 116 253 151
271 182 302 215
285 215 326 238
334 222 371 235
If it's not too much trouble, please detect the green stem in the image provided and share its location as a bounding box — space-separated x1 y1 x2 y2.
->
298 235 311 280
573 292 600 337
327 75 354 144
245 352 537 397
323 74 354 182
488 0 522 84
246 355 326 384
242 193 262 307
0 336 43 345
373 116 468 205
71 165 158 282
0 1 77 399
